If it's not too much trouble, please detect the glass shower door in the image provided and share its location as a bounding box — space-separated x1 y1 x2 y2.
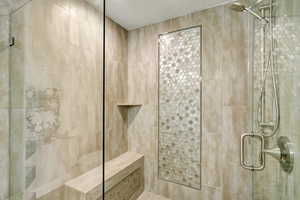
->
0 12 10 200
250 0 300 199
8 0 104 200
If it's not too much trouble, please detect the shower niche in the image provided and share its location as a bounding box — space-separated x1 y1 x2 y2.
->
158 26 202 189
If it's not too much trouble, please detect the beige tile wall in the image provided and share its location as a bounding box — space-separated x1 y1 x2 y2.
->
105 17 128 160
127 5 252 200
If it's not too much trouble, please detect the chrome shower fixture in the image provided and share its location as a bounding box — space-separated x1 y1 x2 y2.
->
230 0 280 138
229 1 269 23
239 0 290 174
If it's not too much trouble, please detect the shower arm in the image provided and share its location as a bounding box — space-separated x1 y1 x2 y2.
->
244 7 269 23
248 0 264 9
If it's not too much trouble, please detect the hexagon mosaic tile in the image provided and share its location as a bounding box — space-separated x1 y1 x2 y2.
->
158 26 202 189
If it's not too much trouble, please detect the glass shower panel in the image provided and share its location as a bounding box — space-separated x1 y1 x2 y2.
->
8 0 104 200
252 0 300 199
0 12 10 200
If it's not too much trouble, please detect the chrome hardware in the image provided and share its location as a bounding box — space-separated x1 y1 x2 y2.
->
241 134 294 173
259 121 274 128
277 136 294 173
263 137 294 173
9 37 15 47
241 133 265 171
263 147 281 160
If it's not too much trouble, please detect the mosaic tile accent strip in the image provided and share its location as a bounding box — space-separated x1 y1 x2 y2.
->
158 26 202 189
25 87 60 144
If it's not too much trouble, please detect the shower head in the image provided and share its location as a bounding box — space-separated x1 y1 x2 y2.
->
229 2 246 12
229 1 269 23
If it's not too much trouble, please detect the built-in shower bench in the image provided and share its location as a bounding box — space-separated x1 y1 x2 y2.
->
64 152 144 200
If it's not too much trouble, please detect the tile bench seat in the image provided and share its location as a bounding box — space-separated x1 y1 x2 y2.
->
64 152 144 200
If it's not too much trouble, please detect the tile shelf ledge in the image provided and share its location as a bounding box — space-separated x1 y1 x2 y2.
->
117 103 143 107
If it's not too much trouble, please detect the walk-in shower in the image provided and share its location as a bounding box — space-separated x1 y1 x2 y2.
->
1 0 299 200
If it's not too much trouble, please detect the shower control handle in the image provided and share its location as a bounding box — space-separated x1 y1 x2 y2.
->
264 137 294 173
241 133 265 171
